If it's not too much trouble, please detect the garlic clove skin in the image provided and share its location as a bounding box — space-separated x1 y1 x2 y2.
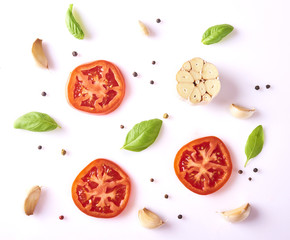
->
138 208 164 229
32 38 48 68
230 104 255 119
24 185 42 216
220 203 251 223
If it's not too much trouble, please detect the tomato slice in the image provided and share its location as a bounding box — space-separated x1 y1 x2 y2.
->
174 136 232 195
66 60 125 114
72 159 131 218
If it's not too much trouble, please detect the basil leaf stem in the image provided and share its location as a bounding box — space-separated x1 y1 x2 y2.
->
244 125 264 167
121 119 162 152
202 24 234 45
65 4 85 40
14 112 60 132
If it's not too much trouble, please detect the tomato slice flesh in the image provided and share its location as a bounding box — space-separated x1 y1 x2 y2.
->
75 162 129 215
175 137 232 195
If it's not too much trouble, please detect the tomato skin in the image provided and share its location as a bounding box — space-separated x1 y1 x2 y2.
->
174 136 232 195
66 60 125 115
72 158 131 218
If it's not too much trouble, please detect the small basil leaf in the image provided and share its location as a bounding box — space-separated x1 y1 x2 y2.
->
14 112 60 132
202 24 234 45
244 125 264 167
65 4 84 40
122 119 162 152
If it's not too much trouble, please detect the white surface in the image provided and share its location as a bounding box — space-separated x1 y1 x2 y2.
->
1 0 290 239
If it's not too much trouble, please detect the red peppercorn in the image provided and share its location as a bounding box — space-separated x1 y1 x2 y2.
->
59 215 64 220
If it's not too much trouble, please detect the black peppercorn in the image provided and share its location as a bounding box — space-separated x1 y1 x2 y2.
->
178 214 183 219
248 177 252 181
266 84 271 89
133 72 138 77
156 18 161 23
72 51 78 57
164 194 169 199
38 145 42 150
255 85 260 90
253 168 258 173
238 170 243 174
41 91 47 96
150 80 154 84
150 178 154 182
152 60 156 65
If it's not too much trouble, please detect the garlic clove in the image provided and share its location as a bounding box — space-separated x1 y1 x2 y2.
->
138 208 164 229
176 82 194 99
220 203 251 223
202 93 212 103
190 70 202 81
230 104 255 119
202 62 218 79
176 70 194 83
182 61 192 71
189 86 202 104
24 185 42 216
189 57 204 72
32 38 48 68
138 21 150 36
204 79 221 97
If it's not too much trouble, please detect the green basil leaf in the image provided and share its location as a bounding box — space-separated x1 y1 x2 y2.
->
65 4 84 40
122 119 162 152
244 125 264 167
202 24 234 45
14 112 60 132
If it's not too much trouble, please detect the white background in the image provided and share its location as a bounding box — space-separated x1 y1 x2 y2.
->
1 0 290 239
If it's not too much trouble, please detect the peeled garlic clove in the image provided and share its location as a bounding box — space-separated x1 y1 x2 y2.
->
202 63 218 79
24 185 41 216
138 208 164 229
176 70 194 83
177 82 194 99
138 21 150 36
205 79 221 97
189 57 204 72
32 38 48 68
230 104 255 119
220 203 251 223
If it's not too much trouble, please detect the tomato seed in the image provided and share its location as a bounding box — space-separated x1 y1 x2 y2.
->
41 91 47 96
156 18 161 23
150 178 154 182
164 194 169 199
248 177 252 181
59 215 64 220
266 84 271 89
61 149 67 156
255 85 260 90
150 80 154 84
152 60 156 65
133 72 138 77
120 125 124 129
178 214 183 219
253 168 258 173
72 51 78 57
38 145 42 150
238 170 243 174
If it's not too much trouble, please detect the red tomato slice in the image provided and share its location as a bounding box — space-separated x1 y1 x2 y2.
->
66 60 125 114
72 159 131 218
174 136 232 195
